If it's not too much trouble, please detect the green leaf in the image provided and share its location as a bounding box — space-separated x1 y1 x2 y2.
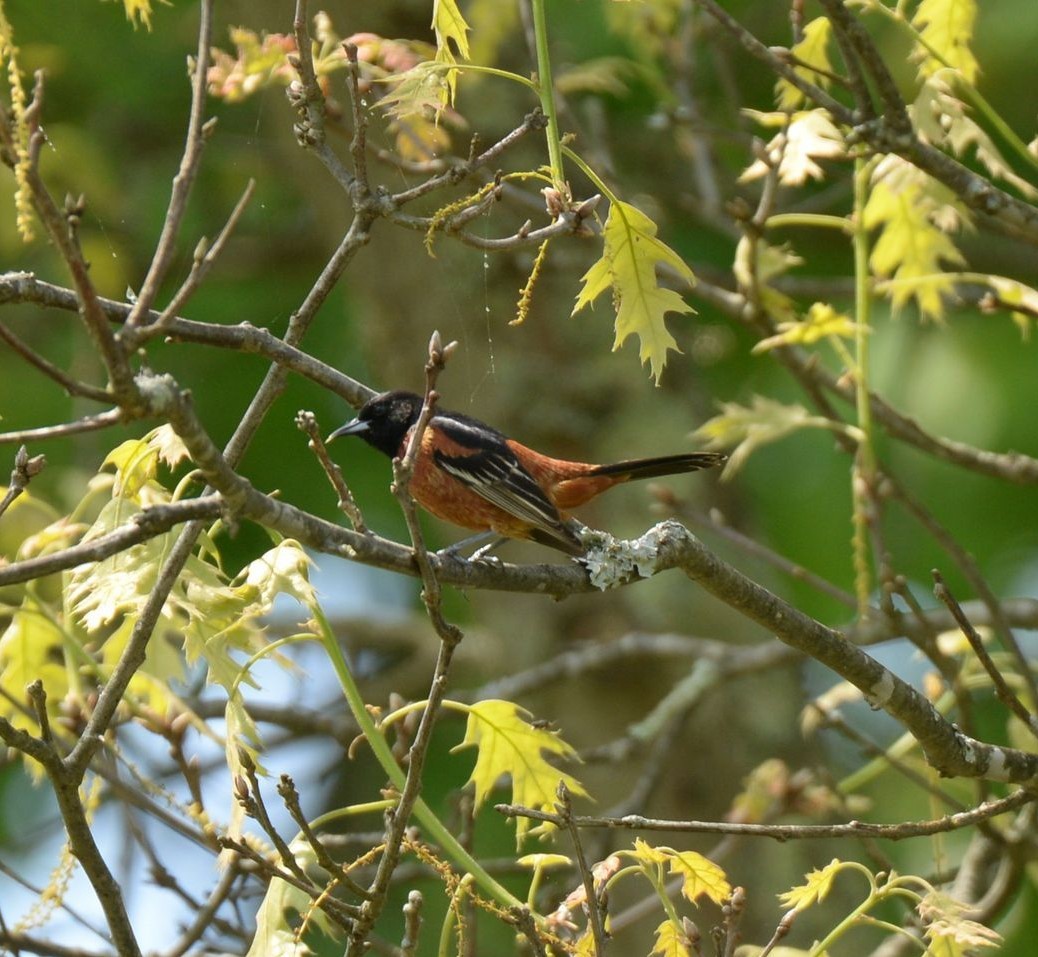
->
696 396 836 476
627 838 731 906
913 77 1038 199
0 599 68 733
775 18 834 111
245 867 338 957
912 0 978 84
453 699 587 845
752 302 860 353
431 0 471 104
863 156 966 319
778 858 844 911
572 199 694 383
103 439 159 501
651 920 691 957
377 60 452 120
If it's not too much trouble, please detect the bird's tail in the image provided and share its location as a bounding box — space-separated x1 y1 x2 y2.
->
587 452 726 482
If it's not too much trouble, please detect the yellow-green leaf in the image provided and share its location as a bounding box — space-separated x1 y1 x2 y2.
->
378 61 452 120
572 200 694 383
864 157 966 319
652 920 691 957
235 539 316 611
696 396 834 476
919 891 1001 955
752 302 859 353
68 499 168 631
0 599 68 733
667 848 731 906
453 699 587 845
148 424 191 470
914 77 1038 199
740 110 845 186
629 836 670 867
431 0 470 104
987 275 1038 338
776 18 833 111
103 438 159 500
245 870 337 957
121 0 170 31
779 858 844 911
911 0 978 84
628 839 731 906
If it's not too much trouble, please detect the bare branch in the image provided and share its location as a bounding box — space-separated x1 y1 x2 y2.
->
0 321 111 402
296 409 367 531
497 789 1036 841
0 444 45 519
933 571 1038 741
133 178 257 342
0 408 130 445
0 495 222 586
124 0 216 331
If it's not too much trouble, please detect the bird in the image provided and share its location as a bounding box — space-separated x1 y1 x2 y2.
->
328 390 725 556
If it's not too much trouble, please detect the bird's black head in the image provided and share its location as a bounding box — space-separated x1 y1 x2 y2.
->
327 390 424 458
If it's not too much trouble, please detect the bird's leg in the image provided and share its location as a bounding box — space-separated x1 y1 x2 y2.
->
436 531 503 560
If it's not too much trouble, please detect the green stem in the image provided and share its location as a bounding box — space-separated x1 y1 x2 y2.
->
529 0 565 188
766 212 854 234
850 156 875 616
562 144 619 203
852 157 874 473
312 604 522 911
863 0 1038 175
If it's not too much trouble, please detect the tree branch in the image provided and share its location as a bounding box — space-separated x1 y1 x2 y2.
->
497 789 1036 841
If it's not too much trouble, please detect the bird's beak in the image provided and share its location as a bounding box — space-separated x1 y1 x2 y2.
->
327 418 369 442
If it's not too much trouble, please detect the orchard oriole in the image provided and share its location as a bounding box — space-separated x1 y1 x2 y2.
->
329 390 725 555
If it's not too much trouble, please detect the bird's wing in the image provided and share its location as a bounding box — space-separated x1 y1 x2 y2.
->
434 443 563 530
431 414 581 552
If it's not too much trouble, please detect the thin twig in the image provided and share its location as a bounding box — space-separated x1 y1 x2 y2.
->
290 0 357 193
135 178 257 341
296 410 367 531
808 703 967 812
0 444 45 519
933 571 1038 741
496 789 1035 840
124 0 216 331
0 321 111 402
277 773 373 899
347 333 464 955
162 861 240 957
0 408 130 445
557 782 608 957
11 74 136 398
0 495 223 587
